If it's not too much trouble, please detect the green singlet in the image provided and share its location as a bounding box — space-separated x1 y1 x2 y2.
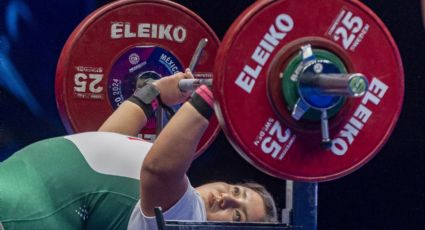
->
0 132 152 229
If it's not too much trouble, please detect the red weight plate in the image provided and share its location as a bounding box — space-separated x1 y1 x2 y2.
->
214 0 404 181
56 0 220 157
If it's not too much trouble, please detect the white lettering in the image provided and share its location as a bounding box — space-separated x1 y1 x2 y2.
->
252 47 270 66
349 117 363 130
269 121 291 143
361 91 380 105
259 40 274 53
255 118 295 160
110 22 187 42
261 137 282 158
353 104 372 123
138 23 150 38
331 138 348 156
74 73 87 92
159 24 172 40
264 32 279 46
173 26 186 43
235 14 294 93
235 72 255 93
339 123 359 144
275 14 294 32
151 24 158 38
267 25 285 42
331 77 389 156
159 54 180 74
244 65 262 79
111 22 123 38
124 23 136 38
369 78 388 98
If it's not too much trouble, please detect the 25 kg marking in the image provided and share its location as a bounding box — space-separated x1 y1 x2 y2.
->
254 118 295 160
329 9 369 51
74 73 103 93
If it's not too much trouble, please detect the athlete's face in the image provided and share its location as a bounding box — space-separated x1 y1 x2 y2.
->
196 182 266 222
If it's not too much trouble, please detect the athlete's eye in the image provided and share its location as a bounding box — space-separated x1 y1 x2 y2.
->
233 209 242 222
232 186 241 196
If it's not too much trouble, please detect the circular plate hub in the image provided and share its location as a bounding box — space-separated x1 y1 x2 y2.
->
298 60 343 109
214 0 404 181
281 49 347 121
56 0 220 156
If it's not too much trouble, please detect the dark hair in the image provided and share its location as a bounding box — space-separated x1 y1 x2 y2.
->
237 182 278 223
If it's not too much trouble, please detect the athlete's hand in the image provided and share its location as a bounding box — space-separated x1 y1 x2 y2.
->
153 68 194 106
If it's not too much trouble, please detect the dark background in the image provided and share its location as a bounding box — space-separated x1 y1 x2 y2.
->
1 0 424 229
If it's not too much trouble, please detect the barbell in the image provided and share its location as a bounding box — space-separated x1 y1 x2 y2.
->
55 0 404 182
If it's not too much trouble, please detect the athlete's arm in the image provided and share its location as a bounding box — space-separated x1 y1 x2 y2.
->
98 70 193 136
98 101 148 137
140 101 209 216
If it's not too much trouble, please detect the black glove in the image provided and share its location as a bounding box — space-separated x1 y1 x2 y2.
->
127 78 159 118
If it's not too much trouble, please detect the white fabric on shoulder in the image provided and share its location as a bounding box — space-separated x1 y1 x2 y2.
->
65 132 153 180
127 183 207 230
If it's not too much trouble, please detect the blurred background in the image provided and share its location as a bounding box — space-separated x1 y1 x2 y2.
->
0 0 424 229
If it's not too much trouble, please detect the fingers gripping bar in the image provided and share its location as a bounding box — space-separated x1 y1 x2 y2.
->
157 38 210 133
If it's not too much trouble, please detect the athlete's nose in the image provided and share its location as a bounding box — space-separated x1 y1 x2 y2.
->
218 193 238 209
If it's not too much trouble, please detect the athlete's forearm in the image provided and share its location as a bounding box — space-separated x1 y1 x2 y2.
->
142 102 207 177
140 102 208 215
98 101 148 136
